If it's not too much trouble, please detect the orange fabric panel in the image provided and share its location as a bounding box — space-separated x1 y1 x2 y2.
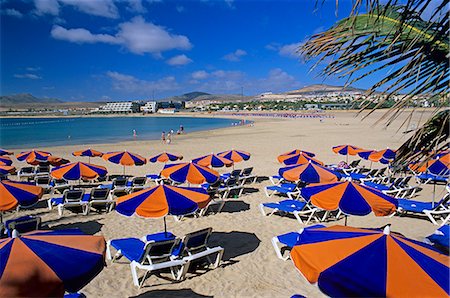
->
355 184 397 216
310 182 347 210
168 186 211 209
135 186 169 217
291 234 382 283
25 234 106 255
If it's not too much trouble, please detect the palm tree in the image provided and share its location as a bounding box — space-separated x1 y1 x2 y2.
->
300 1 449 165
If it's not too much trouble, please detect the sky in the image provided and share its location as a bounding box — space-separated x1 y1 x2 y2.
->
1 0 390 101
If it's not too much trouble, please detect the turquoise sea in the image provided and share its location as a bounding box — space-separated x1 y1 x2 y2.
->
0 116 237 149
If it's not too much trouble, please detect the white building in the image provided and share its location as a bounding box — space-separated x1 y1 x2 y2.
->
97 101 140 113
141 101 157 113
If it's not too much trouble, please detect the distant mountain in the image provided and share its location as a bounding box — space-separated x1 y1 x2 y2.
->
285 84 366 95
0 93 64 106
164 91 211 102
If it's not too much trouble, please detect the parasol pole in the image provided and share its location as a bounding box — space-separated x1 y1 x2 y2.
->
163 216 167 237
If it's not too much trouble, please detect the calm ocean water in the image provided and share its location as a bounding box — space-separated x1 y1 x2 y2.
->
0 116 237 149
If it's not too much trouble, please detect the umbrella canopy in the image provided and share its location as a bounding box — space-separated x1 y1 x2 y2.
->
301 181 397 216
0 156 12 166
16 150 52 165
279 162 339 184
51 162 108 180
149 152 183 163
0 180 43 212
277 152 324 166
46 156 71 167
332 145 365 156
290 225 449 297
192 153 234 168
0 165 15 176
0 229 106 297
278 149 315 158
357 150 375 160
368 148 396 162
116 185 210 217
217 149 251 162
0 149 13 156
426 158 450 176
73 149 103 158
161 162 219 184
102 151 147 166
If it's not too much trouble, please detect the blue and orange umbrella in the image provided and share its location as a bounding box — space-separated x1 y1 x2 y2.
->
192 153 234 168
290 225 449 297
16 150 52 165
51 162 108 180
217 149 251 163
277 152 323 166
116 185 210 232
368 148 396 162
426 157 450 176
279 162 339 184
149 152 183 163
0 165 15 176
332 145 365 163
0 149 13 156
0 156 12 166
0 229 106 297
0 180 43 221
103 151 147 175
161 162 219 184
301 181 397 218
357 149 375 160
278 149 315 158
73 148 103 163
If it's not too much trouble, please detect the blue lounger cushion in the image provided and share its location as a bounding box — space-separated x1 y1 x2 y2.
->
363 181 391 191
417 173 449 183
99 184 113 189
398 199 439 212
277 224 326 248
50 193 90 205
426 225 449 249
266 184 297 194
111 232 176 262
263 200 307 213
146 174 160 179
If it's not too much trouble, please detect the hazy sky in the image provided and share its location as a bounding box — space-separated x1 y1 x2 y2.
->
2 0 381 101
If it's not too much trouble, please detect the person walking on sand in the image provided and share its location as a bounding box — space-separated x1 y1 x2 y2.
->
161 131 165 143
133 129 137 138
166 132 172 144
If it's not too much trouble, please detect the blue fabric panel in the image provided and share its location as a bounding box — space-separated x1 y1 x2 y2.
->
195 165 219 183
164 187 198 215
299 164 320 183
339 183 372 216
301 182 341 200
169 164 190 183
3 183 40 206
363 181 391 191
296 229 375 246
115 187 159 216
318 236 387 297
0 240 13 278
108 152 124 164
393 237 449 295
21 237 104 292
110 238 146 262
146 174 160 179
398 200 434 212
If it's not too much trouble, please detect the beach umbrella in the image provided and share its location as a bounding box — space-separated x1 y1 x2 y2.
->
161 162 219 184
192 153 234 168
0 149 13 156
427 157 450 176
279 162 339 184
278 149 315 158
0 165 15 176
116 185 210 233
73 148 103 163
368 148 396 162
332 145 365 163
102 151 147 175
0 156 12 166
16 150 52 165
0 180 43 221
290 225 449 297
217 149 251 162
51 162 108 181
0 229 106 297
149 152 183 163
301 181 397 224
357 149 375 160
277 152 324 166
47 156 71 167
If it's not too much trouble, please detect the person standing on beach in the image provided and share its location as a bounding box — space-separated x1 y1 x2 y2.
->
161 131 165 143
180 125 184 134
166 132 172 144
133 129 137 138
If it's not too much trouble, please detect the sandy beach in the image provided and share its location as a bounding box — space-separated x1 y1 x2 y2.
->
4 109 446 298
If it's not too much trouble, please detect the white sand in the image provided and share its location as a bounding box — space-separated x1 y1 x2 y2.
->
5 109 446 298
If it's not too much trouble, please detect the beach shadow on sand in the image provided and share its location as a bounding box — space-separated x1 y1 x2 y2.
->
209 231 261 261
220 200 250 213
48 219 104 235
255 176 270 183
131 289 213 298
